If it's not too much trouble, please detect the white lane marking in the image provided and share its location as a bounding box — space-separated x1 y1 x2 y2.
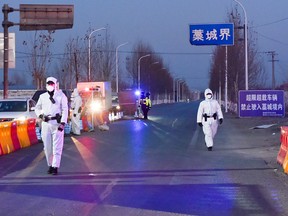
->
172 118 178 128
99 179 118 201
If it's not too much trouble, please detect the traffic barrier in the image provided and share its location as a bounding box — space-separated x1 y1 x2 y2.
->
117 112 122 119
284 154 288 174
0 121 14 155
102 111 110 124
108 111 123 121
64 122 71 134
108 112 113 122
0 119 40 157
277 126 288 165
16 120 31 148
10 121 21 151
27 118 38 145
0 141 3 156
35 126 41 140
81 115 89 132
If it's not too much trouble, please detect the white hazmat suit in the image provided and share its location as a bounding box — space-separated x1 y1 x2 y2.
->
35 77 68 175
197 88 223 151
71 88 82 135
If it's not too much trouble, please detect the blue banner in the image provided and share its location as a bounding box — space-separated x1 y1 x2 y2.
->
238 90 285 117
189 23 234 46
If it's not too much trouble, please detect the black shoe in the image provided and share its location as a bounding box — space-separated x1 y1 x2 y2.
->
52 167 58 175
207 147 213 151
47 166 53 174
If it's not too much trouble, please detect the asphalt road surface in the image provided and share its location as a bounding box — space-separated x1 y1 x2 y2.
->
0 102 288 216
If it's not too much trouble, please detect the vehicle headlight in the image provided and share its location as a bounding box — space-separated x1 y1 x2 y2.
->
116 105 121 110
90 101 102 113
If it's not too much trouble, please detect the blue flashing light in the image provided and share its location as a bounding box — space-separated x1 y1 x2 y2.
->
135 90 141 96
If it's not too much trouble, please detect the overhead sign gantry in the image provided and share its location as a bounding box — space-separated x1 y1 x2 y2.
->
1 4 74 98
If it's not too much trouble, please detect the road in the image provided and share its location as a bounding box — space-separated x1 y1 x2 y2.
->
0 102 288 216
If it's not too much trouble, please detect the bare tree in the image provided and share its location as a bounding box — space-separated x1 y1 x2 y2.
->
96 26 116 82
23 31 54 89
126 41 153 89
9 72 27 86
126 41 176 99
80 26 116 82
56 26 117 88
209 6 266 103
54 37 84 89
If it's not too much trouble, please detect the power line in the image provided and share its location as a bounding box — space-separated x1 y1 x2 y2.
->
251 17 288 28
249 16 288 45
266 51 279 89
252 30 288 46
15 50 213 59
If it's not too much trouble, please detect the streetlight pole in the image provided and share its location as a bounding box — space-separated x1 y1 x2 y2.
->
178 80 185 102
115 42 128 93
174 78 179 102
173 77 177 102
233 0 248 90
137 54 151 90
88 27 106 82
175 78 183 102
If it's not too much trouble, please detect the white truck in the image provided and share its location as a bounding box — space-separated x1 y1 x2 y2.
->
76 81 112 112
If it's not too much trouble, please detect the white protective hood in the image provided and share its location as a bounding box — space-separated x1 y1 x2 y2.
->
72 88 79 97
204 88 213 100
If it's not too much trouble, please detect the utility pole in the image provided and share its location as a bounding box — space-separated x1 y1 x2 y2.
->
74 52 79 84
266 51 278 90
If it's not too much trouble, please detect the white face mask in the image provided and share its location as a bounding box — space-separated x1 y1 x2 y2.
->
46 85 55 92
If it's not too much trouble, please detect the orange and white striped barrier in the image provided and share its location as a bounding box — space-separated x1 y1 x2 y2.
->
277 126 288 166
11 121 21 151
27 119 38 145
17 119 31 148
81 115 89 132
0 121 14 155
0 118 38 156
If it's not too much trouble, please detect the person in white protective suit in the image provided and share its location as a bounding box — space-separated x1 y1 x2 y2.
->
197 88 223 151
71 88 82 136
35 77 68 175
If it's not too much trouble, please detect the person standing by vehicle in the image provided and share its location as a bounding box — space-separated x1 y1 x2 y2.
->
35 77 68 175
142 92 152 119
197 88 223 151
71 88 82 136
139 91 145 118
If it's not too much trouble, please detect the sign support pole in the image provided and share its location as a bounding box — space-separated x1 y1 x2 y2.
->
2 4 73 99
225 46 228 113
2 4 13 99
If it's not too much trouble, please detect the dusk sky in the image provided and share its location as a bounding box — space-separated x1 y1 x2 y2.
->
1 0 288 91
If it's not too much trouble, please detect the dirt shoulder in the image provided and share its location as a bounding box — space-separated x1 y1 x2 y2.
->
221 112 288 170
